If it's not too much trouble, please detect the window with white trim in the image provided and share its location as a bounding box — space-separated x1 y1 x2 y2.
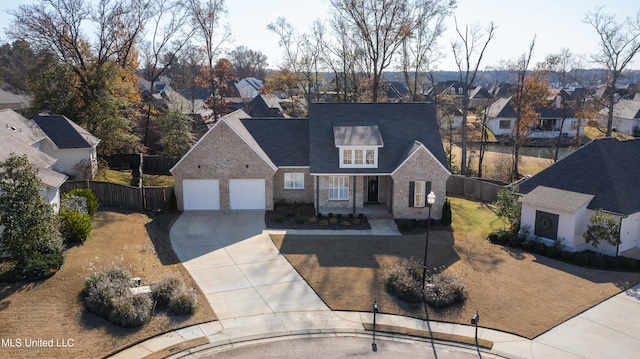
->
340 147 378 168
284 173 304 189
499 120 511 129
414 181 426 207
329 176 349 200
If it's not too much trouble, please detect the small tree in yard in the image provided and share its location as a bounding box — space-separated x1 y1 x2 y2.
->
583 209 620 254
494 186 521 232
0 154 63 264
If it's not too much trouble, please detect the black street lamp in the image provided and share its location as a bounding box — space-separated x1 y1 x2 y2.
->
372 299 378 352
471 310 480 346
421 191 437 293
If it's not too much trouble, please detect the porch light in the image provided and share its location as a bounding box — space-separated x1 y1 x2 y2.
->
421 191 436 296
427 191 436 206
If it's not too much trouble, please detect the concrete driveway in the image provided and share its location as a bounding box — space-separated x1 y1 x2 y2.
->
169 211 359 339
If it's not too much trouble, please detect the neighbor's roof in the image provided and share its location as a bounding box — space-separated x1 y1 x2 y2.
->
333 123 384 147
519 186 594 213
0 109 47 145
242 118 309 167
600 99 640 119
519 137 640 215
309 102 448 174
33 114 100 149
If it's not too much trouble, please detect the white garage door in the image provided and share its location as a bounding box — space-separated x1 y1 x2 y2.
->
183 179 220 210
229 179 266 210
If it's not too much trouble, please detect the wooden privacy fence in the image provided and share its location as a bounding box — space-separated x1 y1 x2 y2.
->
446 175 505 203
60 181 173 212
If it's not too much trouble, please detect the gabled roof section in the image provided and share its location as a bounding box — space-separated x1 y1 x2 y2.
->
221 114 278 171
33 114 100 149
519 186 594 213
242 118 309 167
333 123 384 147
391 140 451 176
309 103 448 174
486 97 513 118
0 109 47 145
519 138 640 215
602 99 640 119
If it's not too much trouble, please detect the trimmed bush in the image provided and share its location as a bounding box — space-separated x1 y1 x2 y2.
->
295 217 305 224
440 199 452 227
509 235 523 248
84 268 132 319
545 246 560 259
319 220 329 227
575 253 591 266
308 217 318 223
605 257 622 270
534 242 547 254
337 213 343 219
328 213 334 218
64 188 99 216
328 217 338 225
59 210 92 243
590 257 606 268
358 213 364 219
348 213 354 218
383 258 422 303
488 232 499 243
61 195 88 214
353 218 361 225
341 221 351 227
0 253 68 282
274 215 283 223
560 251 575 262
152 276 185 309
168 291 197 315
423 271 467 308
522 240 535 251
109 295 153 328
622 257 637 270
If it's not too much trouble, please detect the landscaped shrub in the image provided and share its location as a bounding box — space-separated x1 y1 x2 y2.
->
590 257 606 268
605 257 622 270
61 195 89 214
533 242 547 254
509 235 523 248
285 211 294 218
64 188 99 216
328 213 334 218
168 291 197 315
15 253 64 282
59 210 92 243
383 258 422 303
358 213 364 219
328 217 338 225
152 275 185 309
353 219 361 225
545 246 560 259
337 213 343 219
522 240 535 251
489 229 514 245
348 213 354 218
341 221 351 227
319 220 329 226
296 217 305 224
423 271 467 308
560 251 575 262
440 199 452 227
274 215 283 223
84 267 152 327
308 217 318 223
574 253 591 266
621 257 637 270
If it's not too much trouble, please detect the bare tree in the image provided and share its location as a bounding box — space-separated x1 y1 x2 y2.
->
451 19 495 176
585 6 640 137
330 0 416 102
229 46 268 80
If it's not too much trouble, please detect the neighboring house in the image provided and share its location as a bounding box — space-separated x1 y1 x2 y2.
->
486 96 585 138
0 87 30 111
382 81 409 102
518 138 640 256
246 94 288 118
33 114 100 179
236 77 263 99
170 103 451 219
597 99 640 136
0 110 68 211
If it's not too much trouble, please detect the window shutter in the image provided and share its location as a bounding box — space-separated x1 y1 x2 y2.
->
426 181 432 195
409 181 415 207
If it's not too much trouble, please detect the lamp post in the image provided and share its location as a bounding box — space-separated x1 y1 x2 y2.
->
421 191 437 293
471 310 480 347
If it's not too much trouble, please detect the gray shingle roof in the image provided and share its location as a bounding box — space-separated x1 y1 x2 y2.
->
33 115 100 149
519 186 594 213
309 103 448 174
0 109 47 145
519 137 640 215
333 123 384 147
241 118 309 167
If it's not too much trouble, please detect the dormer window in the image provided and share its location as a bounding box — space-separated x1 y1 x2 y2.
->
340 147 378 168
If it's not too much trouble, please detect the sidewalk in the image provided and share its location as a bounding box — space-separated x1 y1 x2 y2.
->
109 212 640 359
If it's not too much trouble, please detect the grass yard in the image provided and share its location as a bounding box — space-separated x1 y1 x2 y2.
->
270 196 640 339
95 169 174 187
0 209 216 359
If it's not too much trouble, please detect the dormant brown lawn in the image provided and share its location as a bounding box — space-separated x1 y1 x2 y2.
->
0 209 216 359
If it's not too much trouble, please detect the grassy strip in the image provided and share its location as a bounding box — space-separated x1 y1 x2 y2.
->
363 323 493 349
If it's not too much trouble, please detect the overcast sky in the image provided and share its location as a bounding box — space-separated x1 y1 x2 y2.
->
1 0 639 71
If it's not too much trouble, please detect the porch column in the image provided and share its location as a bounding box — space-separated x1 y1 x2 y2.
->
315 175 319 214
353 176 356 214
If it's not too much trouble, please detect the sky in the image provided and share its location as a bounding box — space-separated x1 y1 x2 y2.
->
1 0 639 71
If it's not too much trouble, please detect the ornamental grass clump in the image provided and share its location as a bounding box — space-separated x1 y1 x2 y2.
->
383 258 423 303
423 271 467 308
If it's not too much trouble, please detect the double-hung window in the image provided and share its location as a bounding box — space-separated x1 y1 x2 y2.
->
284 173 304 189
340 147 378 168
329 176 349 200
414 181 426 207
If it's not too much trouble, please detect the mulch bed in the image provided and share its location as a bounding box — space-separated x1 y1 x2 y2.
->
265 202 371 230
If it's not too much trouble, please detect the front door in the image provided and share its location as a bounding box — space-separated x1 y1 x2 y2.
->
367 177 378 203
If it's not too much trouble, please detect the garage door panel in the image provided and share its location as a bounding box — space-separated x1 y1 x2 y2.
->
183 179 220 210
229 179 265 210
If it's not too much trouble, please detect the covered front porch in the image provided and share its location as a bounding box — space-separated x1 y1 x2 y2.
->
318 203 392 218
314 175 393 218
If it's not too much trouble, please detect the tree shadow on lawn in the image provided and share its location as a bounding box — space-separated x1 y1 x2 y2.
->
275 230 460 269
